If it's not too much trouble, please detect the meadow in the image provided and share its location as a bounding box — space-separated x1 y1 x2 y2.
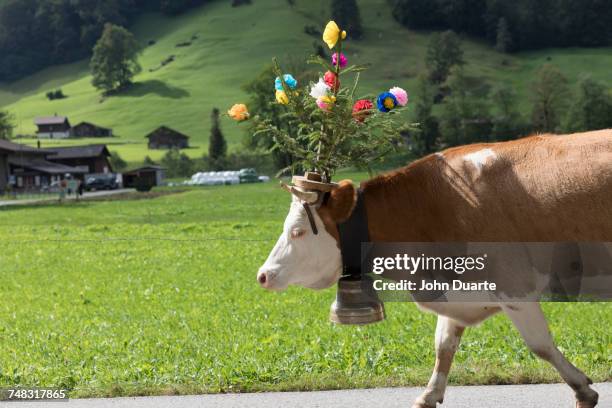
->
0 180 609 397
1 0 612 165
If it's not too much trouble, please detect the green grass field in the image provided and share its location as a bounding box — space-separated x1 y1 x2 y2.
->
0 181 609 397
1 0 612 165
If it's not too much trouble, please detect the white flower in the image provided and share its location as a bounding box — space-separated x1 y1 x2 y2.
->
309 78 330 99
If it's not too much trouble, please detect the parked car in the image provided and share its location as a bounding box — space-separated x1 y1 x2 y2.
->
239 168 260 183
84 174 118 191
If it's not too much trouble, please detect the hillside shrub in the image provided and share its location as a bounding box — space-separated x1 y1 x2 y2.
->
46 89 66 101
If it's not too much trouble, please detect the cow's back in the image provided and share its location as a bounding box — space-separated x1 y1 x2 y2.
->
364 130 612 241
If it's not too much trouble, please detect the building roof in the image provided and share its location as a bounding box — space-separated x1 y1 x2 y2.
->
34 116 69 125
8 157 86 174
0 139 48 155
145 126 189 140
72 121 112 131
45 144 110 160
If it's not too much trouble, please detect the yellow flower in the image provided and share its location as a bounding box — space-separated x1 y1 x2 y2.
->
275 90 289 105
227 104 249 121
316 95 336 110
322 21 347 49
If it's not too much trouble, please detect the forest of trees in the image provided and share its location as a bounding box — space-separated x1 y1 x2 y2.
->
407 32 612 157
390 0 612 52
0 0 211 81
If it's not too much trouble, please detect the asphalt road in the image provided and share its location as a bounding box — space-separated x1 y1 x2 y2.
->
0 188 135 206
9 383 611 408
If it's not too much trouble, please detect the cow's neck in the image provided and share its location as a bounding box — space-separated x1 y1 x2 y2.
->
361 159 438 242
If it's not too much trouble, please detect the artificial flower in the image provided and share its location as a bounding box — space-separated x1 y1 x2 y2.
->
227 103 249 121
352 99 373 122
309 78 331 99
316 95 336 111
322 21 347 49
323 71 340 92
389 86 408 106
376 92 398 112
275 74 298 91
331 52 347 68
276 89 289 105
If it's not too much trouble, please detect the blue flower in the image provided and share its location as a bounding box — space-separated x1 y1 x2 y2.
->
275 74 298 91
376 92 398 112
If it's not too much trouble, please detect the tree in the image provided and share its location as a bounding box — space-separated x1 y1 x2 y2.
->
0 111 15 140
490 85 528 140
0 0 203 82
439 68 492 147
410 74 439 155
531 64 570 133
390 0 445 31
495 17 513 53
208 108 227 170
90 23 141 93
143 155 157 166
161 149 194 177
109 151 127 171
331 0 363 39
565 76 612 132
426 30 464 84
390 0 612 52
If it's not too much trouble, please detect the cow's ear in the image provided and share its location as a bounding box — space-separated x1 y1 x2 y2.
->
324 180 357 223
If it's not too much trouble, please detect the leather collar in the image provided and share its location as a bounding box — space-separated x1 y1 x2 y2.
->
337 188 369 278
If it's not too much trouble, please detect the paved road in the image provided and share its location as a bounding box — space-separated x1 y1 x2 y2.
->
10 383 611 408
0 189 135 207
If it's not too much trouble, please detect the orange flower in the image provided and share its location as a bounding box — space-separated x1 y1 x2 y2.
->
227 104 250 121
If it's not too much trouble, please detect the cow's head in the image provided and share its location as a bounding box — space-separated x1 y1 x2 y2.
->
257 180 357 290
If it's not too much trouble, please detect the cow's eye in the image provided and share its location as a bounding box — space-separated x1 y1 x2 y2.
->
290 229 306 239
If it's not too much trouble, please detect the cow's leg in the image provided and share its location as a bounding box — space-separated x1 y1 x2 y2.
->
502 303 598 408
412 316 464 408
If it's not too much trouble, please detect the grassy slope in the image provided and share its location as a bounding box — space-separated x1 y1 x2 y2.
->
0 182 610 397
1 0 611 164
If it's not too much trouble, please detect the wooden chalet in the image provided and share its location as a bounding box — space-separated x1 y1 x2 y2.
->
146 126 189 149
45 144 113 174
0 139 84 190
34 115 72 139
71 121 113 137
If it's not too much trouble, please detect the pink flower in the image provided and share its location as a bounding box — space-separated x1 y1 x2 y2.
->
316 95 336 111
323 71 340 92
389 86 408 106
331 52 347 69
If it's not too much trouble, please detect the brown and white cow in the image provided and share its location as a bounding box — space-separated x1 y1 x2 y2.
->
258 129 612 408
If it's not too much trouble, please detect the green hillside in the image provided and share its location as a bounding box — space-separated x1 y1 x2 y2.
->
1 0 611 164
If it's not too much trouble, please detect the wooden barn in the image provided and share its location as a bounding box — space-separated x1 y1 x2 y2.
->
146 126 189 149
46 144 113 174
71 122 113 137
34 115 72 139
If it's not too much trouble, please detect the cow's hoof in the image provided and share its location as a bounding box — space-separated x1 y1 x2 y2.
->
576 389 598 408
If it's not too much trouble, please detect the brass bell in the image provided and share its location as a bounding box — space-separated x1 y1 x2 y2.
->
330 275 385 325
